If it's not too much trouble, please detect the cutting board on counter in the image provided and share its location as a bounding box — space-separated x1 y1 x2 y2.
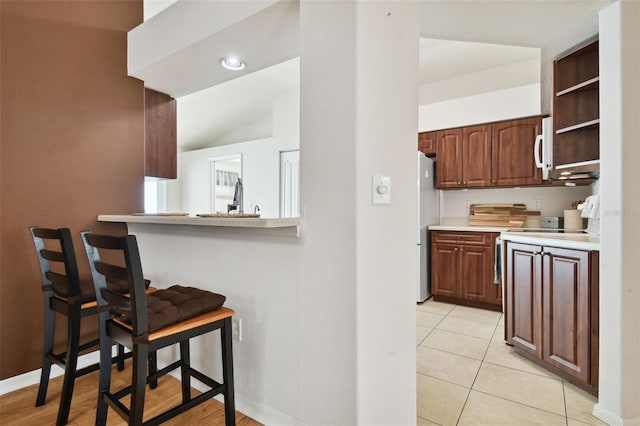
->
469 204 539 227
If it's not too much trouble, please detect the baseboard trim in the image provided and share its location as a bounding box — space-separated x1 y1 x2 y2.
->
0 350 102 396
179 371 302 426
593 402 640 426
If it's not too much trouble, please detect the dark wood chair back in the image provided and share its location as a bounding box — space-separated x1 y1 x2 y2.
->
81 231 150 338
30 226 83 302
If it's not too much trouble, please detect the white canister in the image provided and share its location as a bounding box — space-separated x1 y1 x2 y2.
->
564 209 584 230
524 215 541 229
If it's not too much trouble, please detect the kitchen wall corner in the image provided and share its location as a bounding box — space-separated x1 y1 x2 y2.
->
440 184 595 218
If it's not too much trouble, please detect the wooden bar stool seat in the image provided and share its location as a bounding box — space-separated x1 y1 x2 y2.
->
82 231 236 426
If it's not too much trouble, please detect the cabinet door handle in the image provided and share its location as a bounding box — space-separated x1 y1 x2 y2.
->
533 251 541 256
463 181 467 185
454 247 458 251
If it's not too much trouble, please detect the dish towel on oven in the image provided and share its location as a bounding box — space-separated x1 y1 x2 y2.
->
494 236 502 284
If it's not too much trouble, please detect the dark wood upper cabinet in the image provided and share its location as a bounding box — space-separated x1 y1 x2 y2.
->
491 117 542 186
418 131 436 157
145 88 177 179
433 117 542 189
435 128 463 188
552 39 600 174
462 124 492 188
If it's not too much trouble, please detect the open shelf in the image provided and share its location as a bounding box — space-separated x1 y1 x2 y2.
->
553 38 599 174
556 77 600 97
555 119 600 134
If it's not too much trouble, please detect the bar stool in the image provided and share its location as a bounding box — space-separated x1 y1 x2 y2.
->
30 226 131 425
82 231 236 426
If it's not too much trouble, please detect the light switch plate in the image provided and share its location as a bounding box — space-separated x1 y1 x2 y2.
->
372 176 391 205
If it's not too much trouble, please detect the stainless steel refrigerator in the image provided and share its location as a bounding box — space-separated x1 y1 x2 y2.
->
417 152 440 302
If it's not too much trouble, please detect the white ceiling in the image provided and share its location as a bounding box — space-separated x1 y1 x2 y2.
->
178 57 299 151
138 0 613 151
418 38 539 86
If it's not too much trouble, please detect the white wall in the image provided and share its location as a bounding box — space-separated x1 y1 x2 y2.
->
593 2 640 425
298 1 419 424
418 83 541 131
442 185 593 218
353 2 418 424
419 59 540 105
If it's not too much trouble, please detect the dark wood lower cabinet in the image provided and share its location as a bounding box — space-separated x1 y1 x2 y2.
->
505 242 542 359
431 243 460 299
431 231 501 311
460 245 494 302
505 241 599 395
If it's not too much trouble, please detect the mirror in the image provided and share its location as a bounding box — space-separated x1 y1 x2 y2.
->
210 155 242 213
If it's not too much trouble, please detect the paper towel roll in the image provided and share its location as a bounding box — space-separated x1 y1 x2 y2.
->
564 209 584 230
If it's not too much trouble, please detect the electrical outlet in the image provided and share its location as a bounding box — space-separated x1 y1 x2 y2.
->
232 318 242 341
532 199 541 210
463 200 470 213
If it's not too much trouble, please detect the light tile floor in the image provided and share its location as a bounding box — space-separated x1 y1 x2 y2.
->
417 299 607 426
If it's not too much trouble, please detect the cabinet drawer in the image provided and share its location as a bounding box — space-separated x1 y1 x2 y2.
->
431 231 493 246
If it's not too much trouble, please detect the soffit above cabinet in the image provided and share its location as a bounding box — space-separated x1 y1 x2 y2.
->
128 0 300 98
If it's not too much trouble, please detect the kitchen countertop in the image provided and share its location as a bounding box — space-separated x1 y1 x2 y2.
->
429 224 511 233
428 218 599 250
429 217 513 233
500 230 600 251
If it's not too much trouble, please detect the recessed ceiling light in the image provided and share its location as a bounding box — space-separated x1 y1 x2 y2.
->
219 56 245 71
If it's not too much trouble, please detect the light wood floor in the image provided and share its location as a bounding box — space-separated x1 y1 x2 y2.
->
0 361 261 425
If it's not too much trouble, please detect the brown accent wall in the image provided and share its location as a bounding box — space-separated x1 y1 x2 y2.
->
0 1 143 379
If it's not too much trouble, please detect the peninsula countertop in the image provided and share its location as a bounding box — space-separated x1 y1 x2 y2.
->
98 214 300 230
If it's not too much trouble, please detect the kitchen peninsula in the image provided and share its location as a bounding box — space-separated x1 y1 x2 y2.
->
96 213 303 423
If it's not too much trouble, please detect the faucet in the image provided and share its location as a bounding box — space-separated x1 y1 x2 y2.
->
254 204 260 214
231 178 243 213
